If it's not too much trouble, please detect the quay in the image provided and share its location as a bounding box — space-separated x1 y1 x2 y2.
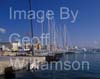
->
0 56 46 75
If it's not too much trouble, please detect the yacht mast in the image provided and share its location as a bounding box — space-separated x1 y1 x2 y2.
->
28 0 34 55
52 19 56 51
48 19 51 52
64 24 68 52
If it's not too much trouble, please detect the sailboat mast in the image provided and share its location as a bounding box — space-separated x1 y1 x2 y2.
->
48 19 51 51
64 24 68 52
52 19 56 51
28 0 34 55
41 22 43 49
64 25 67 49
59 25 63 50
41 22 43 35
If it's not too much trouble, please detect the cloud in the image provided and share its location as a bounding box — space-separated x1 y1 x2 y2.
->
0 27 6 34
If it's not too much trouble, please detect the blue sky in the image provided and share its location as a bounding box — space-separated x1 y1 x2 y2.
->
0 0 100 48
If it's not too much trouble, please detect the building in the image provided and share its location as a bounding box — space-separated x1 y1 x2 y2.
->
0 42 12 51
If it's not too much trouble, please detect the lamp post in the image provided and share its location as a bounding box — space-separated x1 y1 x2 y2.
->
28 0 34 56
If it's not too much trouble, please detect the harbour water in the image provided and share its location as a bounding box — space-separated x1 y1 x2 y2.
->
0 52 100 79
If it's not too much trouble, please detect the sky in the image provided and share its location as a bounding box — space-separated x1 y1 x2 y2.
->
0 0 100 48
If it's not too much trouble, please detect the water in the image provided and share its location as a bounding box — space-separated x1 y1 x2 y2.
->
1 52 100 79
